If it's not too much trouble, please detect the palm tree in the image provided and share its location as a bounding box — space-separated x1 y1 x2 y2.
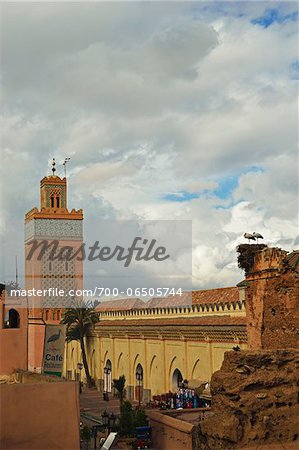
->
61 306 100 388
113 375 126 405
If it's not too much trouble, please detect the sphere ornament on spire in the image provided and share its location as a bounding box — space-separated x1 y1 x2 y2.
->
52 158 56 176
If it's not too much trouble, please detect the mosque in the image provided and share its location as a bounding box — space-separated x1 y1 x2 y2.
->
5 168 247 402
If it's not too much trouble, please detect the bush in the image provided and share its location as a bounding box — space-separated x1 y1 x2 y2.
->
118 401 148 437
80 425 91 442
132 407 148 429
119 400 134 436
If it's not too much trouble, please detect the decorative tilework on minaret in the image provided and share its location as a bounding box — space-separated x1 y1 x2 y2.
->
25 163 83 372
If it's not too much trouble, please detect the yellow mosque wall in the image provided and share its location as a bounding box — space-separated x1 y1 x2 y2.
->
64 304 247 401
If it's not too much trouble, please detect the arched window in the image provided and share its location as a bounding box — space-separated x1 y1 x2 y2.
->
135 363 143 381
56 196 60 208
172 368 183 390
5 309 20 328
51 196 55 207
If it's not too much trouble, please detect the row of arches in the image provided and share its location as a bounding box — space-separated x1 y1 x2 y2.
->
50 194 61 208
68 344 204 402
72 349 201 386
44 309 62 321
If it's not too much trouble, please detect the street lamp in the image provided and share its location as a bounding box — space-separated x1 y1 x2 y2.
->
104 367 111 375
101 411 116 437
136 368 143 407
77 362 83 393
108 413 116 432
103 366 111 400
101 410 109 438
101 410 109 427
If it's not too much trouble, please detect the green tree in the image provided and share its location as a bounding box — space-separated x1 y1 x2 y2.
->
113 375 126 405
118 401 148 437
132 407 148 429
80 425 91 442
61 306 100 388
119 400 134 436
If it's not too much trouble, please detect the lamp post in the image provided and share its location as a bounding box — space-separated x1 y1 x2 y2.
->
101 410 109 438
77 362 83 393
136 371 143 407
101 411 116 438
108 413 116 432
103 366 111 400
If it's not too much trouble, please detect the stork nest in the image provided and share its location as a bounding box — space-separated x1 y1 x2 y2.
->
236 244 268 275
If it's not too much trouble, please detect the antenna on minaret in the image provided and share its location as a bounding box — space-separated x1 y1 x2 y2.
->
15 255 18 287
63 157 71 178
52 158 56 175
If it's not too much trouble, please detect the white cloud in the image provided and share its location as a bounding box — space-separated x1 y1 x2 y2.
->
1 2 297 288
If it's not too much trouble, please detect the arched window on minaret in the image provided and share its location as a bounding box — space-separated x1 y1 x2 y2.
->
51 196 55 208
56 196 60 208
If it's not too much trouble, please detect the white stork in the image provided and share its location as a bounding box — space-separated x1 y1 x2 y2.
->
253 232 264 243
244 233 256 243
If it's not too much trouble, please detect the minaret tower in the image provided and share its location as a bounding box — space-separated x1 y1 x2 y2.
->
24 159 83 372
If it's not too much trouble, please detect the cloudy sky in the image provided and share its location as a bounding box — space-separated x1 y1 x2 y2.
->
1 1 298 289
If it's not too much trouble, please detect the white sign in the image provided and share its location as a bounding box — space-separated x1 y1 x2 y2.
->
43 324 66 377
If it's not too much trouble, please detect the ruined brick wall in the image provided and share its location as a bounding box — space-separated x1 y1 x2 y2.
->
244 248 299 350
194 248 299 450
196 349 299 450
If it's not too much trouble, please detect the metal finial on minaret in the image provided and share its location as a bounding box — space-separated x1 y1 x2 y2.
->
52 158 56 175
63 157 71 178
15 255 18 287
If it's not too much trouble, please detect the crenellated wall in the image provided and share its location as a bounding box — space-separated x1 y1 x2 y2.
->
242 248 299 350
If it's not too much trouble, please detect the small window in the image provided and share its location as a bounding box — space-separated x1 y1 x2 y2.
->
51 196 54 207
56 197 60 208
4 309 20 328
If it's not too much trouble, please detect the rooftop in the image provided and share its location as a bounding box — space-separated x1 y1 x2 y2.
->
97 286 240 312
96 297 146 312
96 315 246 328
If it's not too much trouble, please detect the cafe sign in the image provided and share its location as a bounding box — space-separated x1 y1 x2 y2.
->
42 324 66 377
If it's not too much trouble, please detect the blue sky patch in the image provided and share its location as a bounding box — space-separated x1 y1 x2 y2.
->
163 166 264 204
251 8 298 28
212 175 239 200
211 166 264 200
163 191 200 202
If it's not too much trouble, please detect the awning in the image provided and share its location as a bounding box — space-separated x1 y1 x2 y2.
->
199 387 211 401
187 379 209 390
